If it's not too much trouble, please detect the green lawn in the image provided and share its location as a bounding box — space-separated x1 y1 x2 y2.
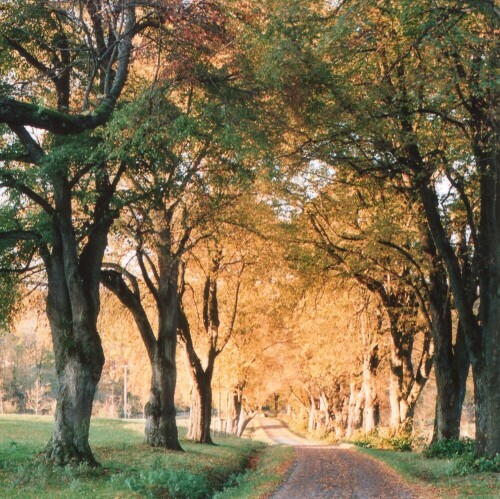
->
0 415 291 498
357 447 500 498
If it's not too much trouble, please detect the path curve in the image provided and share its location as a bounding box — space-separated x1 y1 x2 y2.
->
258 418 424 499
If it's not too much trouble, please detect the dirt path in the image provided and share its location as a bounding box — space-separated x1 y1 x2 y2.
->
259 418 424 499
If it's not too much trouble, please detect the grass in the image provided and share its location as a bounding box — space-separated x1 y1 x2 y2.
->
214 445 295 498
0 415 291 498
357 447 500 498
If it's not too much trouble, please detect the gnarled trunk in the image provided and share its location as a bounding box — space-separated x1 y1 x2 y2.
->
44 173 113 465
46 306 104 465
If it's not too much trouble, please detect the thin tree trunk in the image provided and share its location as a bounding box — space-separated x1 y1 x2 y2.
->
363 356 378 434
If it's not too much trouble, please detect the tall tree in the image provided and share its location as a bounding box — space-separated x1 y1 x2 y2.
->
179 241 244 444
0 0 142 465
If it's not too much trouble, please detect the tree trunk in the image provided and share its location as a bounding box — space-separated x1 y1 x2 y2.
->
226 390 242 435
144 345 182 450
388 346 403 430
308 396 317 432
346 380 363 438
419 148 500 455
186 371 214 444
483 316 500 446
333 404 346 439
237 407 257 437
45 271 104 465
471 296 500 457
432 322 469 441
101 261 182 451
143 249 182 450
363 376 378 434
363 346 379 434
387 310 432 435
47 348 103 466
388 350 416 433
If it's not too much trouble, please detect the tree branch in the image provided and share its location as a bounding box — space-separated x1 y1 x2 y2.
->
101 269 157 361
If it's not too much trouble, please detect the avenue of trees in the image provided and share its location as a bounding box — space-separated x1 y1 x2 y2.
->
0 0 498 465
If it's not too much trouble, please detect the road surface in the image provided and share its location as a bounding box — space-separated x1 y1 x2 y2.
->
258 418 424 499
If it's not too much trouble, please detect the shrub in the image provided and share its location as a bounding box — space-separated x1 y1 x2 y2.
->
351 430 412 451
385 433 413 452
452 452 500 476
122 468 211 499
351 433 377 449
423 438 475 459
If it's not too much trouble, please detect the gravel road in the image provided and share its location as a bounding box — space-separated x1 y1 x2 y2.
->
259 418 424 499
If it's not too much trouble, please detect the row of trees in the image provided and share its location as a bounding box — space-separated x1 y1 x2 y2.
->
0 0 498 465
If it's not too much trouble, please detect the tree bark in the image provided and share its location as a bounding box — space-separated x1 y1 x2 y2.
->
43 163 120 465
432 321 469 442
237 406 258 437
226 390 243 435
360 310 380 434
363 350 379 434
144 345 182 450
186 371 214 444
387 323 431 434
46 265 104 465
346 380 364 438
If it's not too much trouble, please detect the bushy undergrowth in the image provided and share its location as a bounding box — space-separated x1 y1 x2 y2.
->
423 438 500 476
351 430 413 452
116 465 212 498
423 437 475 459
452 452 500 476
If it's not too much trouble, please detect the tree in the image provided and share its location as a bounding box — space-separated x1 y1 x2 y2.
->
25 378 52 416
179 242 244 443
287 179 433 433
